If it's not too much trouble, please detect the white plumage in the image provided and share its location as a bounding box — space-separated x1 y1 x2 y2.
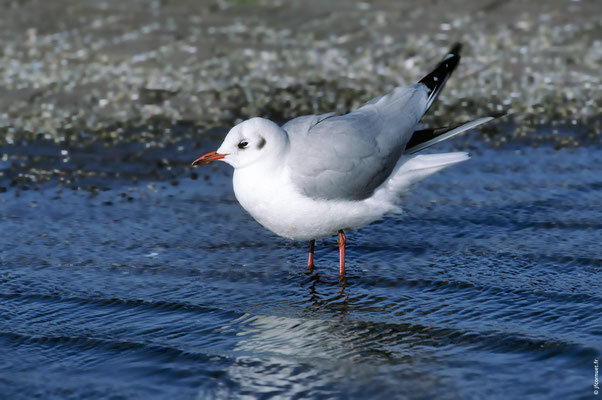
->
192 43 496 275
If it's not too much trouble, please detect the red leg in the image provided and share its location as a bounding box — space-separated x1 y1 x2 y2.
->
337 230 346 276
307 239 315 272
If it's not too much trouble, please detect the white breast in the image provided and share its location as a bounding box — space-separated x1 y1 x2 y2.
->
232 164 392 241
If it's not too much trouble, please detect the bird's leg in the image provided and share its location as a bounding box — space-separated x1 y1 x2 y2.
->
337 230 346 276
307 239 315 272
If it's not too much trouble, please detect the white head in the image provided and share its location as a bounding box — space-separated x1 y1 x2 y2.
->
192 117 289 170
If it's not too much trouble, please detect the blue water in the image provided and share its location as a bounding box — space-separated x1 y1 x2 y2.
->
1 139 600 399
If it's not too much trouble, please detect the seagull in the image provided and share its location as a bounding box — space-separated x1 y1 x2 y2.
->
192 43 495 277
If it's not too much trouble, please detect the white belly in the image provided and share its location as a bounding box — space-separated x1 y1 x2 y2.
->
232 165 393 241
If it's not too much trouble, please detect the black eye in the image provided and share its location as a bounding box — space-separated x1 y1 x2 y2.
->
238 140 249 149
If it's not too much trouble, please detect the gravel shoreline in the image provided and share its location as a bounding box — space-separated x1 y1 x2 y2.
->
1 0 600 149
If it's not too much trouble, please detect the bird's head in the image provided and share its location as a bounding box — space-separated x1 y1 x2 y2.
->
191 117 288 170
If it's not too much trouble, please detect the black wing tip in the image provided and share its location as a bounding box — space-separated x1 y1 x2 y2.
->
449 42 462 57
419 44 462 86
489 111 508 119
405 113 501 154
418 43 464 111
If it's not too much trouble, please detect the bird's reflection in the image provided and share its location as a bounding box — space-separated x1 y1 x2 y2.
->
213 263 452 399
301 268 350 319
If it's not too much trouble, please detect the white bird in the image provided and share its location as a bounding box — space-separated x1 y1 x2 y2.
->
192 43 495 277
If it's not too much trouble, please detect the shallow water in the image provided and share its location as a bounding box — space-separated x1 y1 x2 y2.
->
1 138 601 399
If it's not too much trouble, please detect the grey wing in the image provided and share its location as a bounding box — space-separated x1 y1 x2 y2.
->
285 84 428 200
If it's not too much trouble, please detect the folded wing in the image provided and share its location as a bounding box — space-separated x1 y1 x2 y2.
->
284 84 428 201
283 43 469 201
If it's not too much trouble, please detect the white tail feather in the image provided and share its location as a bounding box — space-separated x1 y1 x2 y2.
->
376 152 469 202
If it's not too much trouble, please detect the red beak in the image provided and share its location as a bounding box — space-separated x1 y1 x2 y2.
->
191 150 228 166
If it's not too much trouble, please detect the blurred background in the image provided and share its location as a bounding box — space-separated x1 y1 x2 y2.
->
1 0 600 188
1 1 601 399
